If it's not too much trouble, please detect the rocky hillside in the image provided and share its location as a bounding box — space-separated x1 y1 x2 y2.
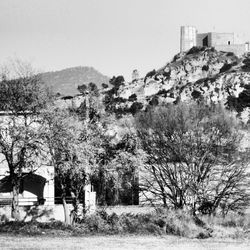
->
114 47 250 118
40 66 110 96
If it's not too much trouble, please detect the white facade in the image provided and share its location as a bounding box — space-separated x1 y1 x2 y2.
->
0 164 54 206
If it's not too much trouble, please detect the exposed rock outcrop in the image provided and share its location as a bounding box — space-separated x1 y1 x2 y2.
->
115 47 250 121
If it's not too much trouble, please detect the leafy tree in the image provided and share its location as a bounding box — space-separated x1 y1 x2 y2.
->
130 102 143 115
144 69 156 82
42 109 82 224
77 84 87 95
128 94 137 102
103 76 129 117
0 64 51 220
77 82 104 122
91 117 145 205
136 102 250 214
42 108 104 223
226 85 250 113
102 83 109 89
109 75 125 89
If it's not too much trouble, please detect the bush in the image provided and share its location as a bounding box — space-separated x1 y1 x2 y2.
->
1 210 249 238
128 94 137 102
242 58 250 65
83 213 110 233
102 83 109 89
149 96 159 106
162 71 171 79
219 63 232 73
242 58 250 72
226 52 235 57
202 65 209 71
191 90 202 99
187 46 206 55
144 69 156 82
157 89 169 96
130 102 143 115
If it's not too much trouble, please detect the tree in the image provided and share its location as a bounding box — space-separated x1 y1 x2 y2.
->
77 82 104 122
91 116 145 205
136 102 250 214
42 108 104 223
0 63 51 220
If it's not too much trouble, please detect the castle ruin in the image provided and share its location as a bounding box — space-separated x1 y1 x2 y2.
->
180 26 250 55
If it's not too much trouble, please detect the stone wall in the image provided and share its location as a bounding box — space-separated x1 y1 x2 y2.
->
0 204 79 222
215 44 246 56
210 32 234 46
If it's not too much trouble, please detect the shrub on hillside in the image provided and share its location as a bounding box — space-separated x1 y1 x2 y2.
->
202 65 209 71
220 63 232 73
226 85 250 112
149 96 159 106
191 90 202 99
242 58 250 72
144 69 156 82
102 83 109 89
162 71 171 79
226 52 235 57
128 94 137 102
242 58 250 65
187 46 206 55
156 89 169 96
130 102 143 115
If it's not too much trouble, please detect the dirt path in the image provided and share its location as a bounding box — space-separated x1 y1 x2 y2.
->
0 235 250 250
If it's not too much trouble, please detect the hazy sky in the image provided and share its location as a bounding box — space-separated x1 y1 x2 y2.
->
0 0 250 80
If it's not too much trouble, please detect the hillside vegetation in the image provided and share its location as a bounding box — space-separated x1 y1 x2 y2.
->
111 47 250 118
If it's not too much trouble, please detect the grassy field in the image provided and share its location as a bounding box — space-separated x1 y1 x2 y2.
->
0 235 250 250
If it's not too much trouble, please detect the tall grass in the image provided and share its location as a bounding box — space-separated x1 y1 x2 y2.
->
0 209 249 238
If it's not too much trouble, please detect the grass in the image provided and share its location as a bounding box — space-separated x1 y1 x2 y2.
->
0 209 250 239
1 235 250 250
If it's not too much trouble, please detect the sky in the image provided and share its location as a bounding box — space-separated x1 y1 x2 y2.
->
0 0 250 81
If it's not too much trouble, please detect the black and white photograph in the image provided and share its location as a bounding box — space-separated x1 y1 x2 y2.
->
0 0 250 249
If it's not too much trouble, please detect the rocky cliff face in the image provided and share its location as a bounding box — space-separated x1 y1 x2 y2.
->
116 47 250 121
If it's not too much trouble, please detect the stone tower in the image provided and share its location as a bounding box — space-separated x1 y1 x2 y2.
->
180 26 197 52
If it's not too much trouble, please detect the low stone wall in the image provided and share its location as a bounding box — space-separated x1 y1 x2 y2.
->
0 205 74 222
215 44 247 56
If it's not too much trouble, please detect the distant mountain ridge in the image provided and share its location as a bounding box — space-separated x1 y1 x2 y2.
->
40 66 110 96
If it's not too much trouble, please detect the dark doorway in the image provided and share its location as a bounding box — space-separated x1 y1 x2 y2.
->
203 36 208 47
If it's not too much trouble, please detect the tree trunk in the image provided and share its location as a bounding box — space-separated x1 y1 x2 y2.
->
11 185 20 221
62 196 71 225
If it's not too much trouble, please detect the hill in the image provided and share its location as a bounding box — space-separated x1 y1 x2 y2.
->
40 66 110 96
110 47 250 119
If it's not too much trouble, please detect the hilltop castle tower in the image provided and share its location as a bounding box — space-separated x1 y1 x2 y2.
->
180 26 250 55
180 26 197 52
